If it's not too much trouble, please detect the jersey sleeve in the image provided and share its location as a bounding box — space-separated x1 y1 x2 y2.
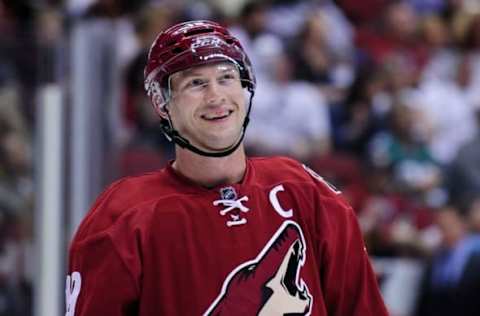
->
66 208 143 316
304 165 388 316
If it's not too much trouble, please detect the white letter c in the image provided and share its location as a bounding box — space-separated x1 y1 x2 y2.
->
269 185 293 218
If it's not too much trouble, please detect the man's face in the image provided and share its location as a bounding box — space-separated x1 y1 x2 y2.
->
167 62 247 152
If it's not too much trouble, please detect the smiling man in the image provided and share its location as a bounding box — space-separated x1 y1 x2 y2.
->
167 62 248 159
65 20 388 316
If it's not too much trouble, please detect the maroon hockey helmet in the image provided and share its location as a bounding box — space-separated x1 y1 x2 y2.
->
144 20 256 110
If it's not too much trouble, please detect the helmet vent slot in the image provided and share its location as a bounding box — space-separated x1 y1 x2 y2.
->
185 28 214 37
171 47 185 54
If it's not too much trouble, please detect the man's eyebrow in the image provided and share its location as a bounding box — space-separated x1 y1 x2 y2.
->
219 63 239 71
173 65 238 82
175 69 201 80
218 67 238 74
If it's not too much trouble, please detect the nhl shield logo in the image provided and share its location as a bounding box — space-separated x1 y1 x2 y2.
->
220 186 237 200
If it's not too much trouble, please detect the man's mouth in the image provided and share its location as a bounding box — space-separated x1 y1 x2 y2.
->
201 110 234 121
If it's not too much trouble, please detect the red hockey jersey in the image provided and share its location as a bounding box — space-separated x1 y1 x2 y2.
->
66 156 388 315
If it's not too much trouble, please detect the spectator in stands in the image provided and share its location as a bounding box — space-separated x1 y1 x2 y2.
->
335 0 388 27
264 0 314 40
0 203 20 316
0 0 38 123
0 84 27 138
229 2 283 83
415 206 480 316
447 104 480 208
120 5 177 176
0 130 33 216
468 198 480 233
355 0 427 71
358 160 436 257
406 0 446 16
291 13 332 84
245 50 331 160
339 51 419 148
411 53 478 165
313 0 355 60
123 5 175 141
419 14 459 84
459 13 480 105
332 68 386 156
369 102 439 186
290 9 355 104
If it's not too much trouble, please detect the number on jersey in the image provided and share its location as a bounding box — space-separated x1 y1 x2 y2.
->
302 164 341 194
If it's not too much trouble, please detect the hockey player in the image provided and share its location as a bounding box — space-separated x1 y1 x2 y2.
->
65 20 388 316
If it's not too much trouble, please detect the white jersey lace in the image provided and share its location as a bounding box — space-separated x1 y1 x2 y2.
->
213 196 250 227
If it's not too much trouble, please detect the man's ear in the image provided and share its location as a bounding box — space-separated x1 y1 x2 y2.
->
151 94 169 119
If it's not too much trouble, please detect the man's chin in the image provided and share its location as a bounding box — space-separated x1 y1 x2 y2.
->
177 129 244 154
200 142 240 153
195 138 242 154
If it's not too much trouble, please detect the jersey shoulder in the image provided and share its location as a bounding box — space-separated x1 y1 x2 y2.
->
71 168 179 245
249 156 308 182
249 156 341 197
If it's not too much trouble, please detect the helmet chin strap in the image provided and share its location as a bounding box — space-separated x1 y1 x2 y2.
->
160 90 254 158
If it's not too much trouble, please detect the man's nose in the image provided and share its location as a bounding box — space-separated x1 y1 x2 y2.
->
204 81 226 105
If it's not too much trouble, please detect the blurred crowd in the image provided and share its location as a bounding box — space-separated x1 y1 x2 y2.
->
1 0 480 315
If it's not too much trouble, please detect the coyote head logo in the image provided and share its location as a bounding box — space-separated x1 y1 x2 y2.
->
204 221 312 315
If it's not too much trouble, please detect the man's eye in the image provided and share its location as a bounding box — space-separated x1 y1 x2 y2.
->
186 79 206 89
222 73 235 80
218 73 238 84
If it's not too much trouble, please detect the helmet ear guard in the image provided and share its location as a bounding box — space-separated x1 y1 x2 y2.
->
146 76 168 114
